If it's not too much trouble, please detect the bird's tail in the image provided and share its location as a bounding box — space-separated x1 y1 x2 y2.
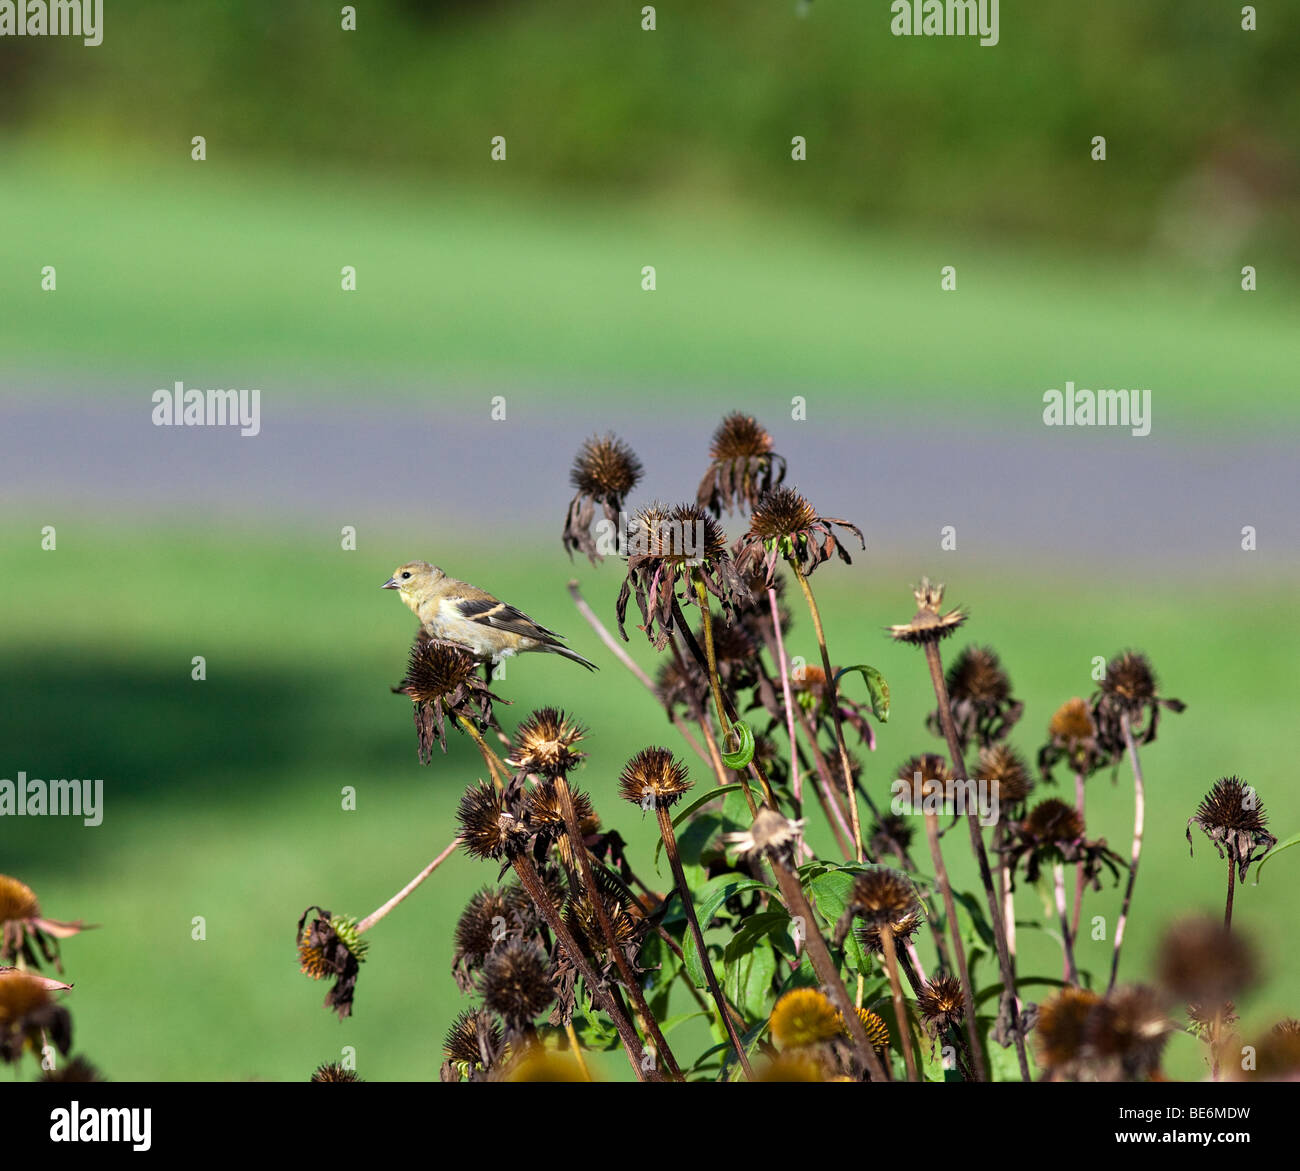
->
553 645 599 671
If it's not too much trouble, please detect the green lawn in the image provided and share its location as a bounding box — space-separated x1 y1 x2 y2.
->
2 525 1296 1080
2 141 1297 429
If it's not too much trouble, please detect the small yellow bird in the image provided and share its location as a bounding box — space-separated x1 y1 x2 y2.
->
382 561 598 671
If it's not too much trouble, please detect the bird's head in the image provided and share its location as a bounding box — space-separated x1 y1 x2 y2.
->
382 560 444 600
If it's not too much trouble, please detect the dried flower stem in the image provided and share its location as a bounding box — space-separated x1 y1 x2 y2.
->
1224 855 1235 930
656 804 755 1079
1054 862 1079 985
1069 770 1087 952
509 850 655 1081
1107 711 1144 993
789 561 865 862
668 637 738 796
553 775 683 1080
878 922 919 1081
764 853 890 1082
924 640 1031 1081
767 586 802 804
456 715 510 791
563 1020 592 1081
922 805 987 1081
357 836 460 935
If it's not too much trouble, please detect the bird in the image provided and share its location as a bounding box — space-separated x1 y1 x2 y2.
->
382 561 598 671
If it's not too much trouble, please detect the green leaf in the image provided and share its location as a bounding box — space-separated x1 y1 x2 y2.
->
834 664 891 723
681 877 771 987
721 720 755 769
1252 830 1300 885
652 784 745 867
724 937 777 1019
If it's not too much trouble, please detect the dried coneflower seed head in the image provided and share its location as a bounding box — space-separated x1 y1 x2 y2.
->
1037 987 1100 1074
0 876 40 923
870 814 915 859
947 646 1011 704
709 413 774 463
524 778 595 840
848 868 919 925
480 940 554 1026
455 888 513 962
887 577 967 646
570 434 643 499
617 747 693 810
1085 985 1171 1081
443 1008 502 1067
507 708 587 778
311 1063 361 1082
1188 776 1278 882
916 975 966 1033
854 906 924 954
400 640 480 705
978 744 1034 807
1099 651 1158 708
1157 916 1258 1006
457 782 531 861
723 808 805 863
769 988 841 1048
896 753 952 804
1024 798 1085 844
747 486 820 543
1050 697 1095 742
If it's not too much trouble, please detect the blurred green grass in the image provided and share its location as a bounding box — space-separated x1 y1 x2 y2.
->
2 525 1297 1080
2 142 1298 428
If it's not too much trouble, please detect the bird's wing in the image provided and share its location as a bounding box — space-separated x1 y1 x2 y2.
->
450 594 567 646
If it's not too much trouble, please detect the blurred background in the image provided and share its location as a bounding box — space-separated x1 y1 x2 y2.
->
1 0 1297 1081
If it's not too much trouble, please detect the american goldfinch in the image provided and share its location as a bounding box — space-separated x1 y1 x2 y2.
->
383 561 598 671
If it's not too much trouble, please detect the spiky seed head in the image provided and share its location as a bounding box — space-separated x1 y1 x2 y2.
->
709 412 774 462
1085 985 1171 1079
1098 650 1159 708
769 988 841 1048
1024 798 1085 844
946 646 1012 704
843 1006 891 1051
506 708 587 778
887 577 967 645
896 753 952 803
916 975 966 1031
978 744 1034 806
0 876 39 923
848 868 919 925
1192 776 1269 836
746 486 820 543
524 778 596 840
1049 697 1095 742
400 639 480 705
311 1063 361 1082
569 434 643 499
617 747 693 810
1036 987 1101 1072
443 1008 502 1067
457 782 531 861
455 888 513 962
869 814 915 857
479 940 554 1025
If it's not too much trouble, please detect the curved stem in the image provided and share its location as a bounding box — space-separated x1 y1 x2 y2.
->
767 586 802 805
457 714 510 791
657 805 754 1079
789 561 864 862
1108 711 1145 993
924 639 1030 1081
357 837 460 935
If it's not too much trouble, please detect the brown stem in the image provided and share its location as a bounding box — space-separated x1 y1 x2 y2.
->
924 640 1031 1081
878 923 919 1081
1069 771 1087 952
788 562 867 862
657 805 754 1079
1108 711 1145 993
553 775 683 1080
668 636 736 794
793 704 856 858
765 853 890 1082
923 805 987 1081
510 851 654 1081
357 837 460 934
457 714 510 791
1225 855 1235 930
767 586 802 805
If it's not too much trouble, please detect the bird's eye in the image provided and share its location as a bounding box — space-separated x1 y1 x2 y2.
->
401 572 411 580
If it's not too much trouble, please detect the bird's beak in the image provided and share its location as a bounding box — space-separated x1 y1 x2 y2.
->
381 577 400 590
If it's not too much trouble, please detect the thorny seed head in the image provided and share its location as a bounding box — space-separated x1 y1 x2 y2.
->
978 743 1034 808
1023 798 1085 845
844 1006 891 1051
946 646 1012 705
507 709 587 778
1049 697 1096 743
0 876 40 923
887 577 967 646
708 412 775 464
1098 651 1159 710
454 888 514 963
1036 987 1101 1075
570 434 643 500
311 1063 361 1082
1085 985 1172 1082
524 778 596 842
479 939 555 1026
916 975 966 1034
1187 776 1278 882
457 781 532 861
443 1008 502 1068
746 486 820 544
617 747 694 811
